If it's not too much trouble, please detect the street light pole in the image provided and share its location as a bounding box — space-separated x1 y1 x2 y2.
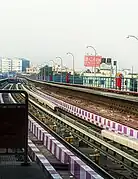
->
127 35 138 91
126 35 138 77
44 65 45 81
67 52 75 84
86 45 97 74
49 60 56 82
43 63 48 81
49 60 56 66
127 34 138 77
127 35 138 41
86 45 97 86
56 57 63 83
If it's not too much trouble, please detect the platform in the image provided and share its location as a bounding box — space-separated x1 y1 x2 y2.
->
47 83 138 102
0 161 46 179
25 77 138 103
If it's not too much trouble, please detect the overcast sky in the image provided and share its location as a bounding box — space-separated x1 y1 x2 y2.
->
0 0 138 71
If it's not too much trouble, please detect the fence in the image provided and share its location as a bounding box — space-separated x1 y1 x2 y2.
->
37 74 83 85
35 74 138 92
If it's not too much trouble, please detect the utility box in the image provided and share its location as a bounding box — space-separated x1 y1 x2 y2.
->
0 90 28 165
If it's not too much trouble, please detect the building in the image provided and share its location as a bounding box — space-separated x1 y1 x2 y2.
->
11 58 22 73
26 66 38 74
99 63 112 76
0 57 30 73
21 59 30 72
1 58 12 73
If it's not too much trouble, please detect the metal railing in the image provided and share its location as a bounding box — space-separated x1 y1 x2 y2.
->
27 74 138 92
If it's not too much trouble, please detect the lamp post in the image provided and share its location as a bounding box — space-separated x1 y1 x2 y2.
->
37 65 41 80
49 60 56 66
86 45 97 86
44 64 46 81
127 35 138 41
43 63 49 81
126 35 138 78
67 52 75 84
39 64 45 81
126 35 138 91
56 57 63 83
49 60 56 82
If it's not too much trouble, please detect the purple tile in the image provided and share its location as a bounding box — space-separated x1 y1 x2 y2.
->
130 129 133 136
74 161 80 179
85 112 87 117
108 121 110 127
118 125 122 132
99 117 101 123
112 122 115 128
123 127 127 134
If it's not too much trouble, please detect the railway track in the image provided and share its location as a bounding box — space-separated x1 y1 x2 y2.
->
0 88 64 179
13 83 138 178
13 84 113 179
25 78 138 131
10 84 106 179
22 84 138 161
1 84 14 103
23 85 102 133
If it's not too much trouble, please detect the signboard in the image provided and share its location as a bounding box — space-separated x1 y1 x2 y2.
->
0 104 27 148
84 56 102 67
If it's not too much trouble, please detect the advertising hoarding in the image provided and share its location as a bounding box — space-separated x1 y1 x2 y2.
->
84 56 102 67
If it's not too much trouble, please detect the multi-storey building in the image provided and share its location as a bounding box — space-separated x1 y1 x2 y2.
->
21 58 30 72
11 58 22 72
1 58 12 73
0 58 30 73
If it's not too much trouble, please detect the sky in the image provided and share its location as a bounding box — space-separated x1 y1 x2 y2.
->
0 0 138 71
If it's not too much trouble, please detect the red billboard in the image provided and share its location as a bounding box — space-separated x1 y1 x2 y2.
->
84 56 102 67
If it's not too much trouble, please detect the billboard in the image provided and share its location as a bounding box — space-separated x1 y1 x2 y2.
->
84 56 102 67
